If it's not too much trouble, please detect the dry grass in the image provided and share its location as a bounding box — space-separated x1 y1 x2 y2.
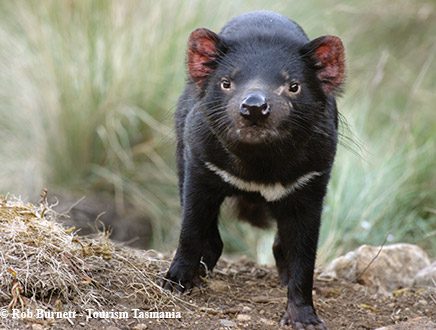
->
0 192 191 324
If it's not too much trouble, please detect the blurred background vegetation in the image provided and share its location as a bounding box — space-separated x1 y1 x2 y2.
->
0 0 434 264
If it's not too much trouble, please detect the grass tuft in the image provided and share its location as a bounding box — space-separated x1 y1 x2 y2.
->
0 193 191 329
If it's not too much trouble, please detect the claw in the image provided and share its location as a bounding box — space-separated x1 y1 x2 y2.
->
280 307 327 329
162 259 203 294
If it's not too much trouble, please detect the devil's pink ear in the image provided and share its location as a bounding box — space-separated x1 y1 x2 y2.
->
302 36 345 95
187 28 223 87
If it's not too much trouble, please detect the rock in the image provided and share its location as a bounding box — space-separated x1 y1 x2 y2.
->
375 316 436 329
414 261 436 287
319 244 430 294
219 319 236 327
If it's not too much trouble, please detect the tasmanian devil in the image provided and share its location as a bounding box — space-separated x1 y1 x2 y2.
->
163 10 345 329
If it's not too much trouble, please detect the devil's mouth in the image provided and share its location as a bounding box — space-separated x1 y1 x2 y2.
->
233 126 279 143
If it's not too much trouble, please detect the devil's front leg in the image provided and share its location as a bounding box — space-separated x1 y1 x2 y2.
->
163 166 225 292
270 186 327 330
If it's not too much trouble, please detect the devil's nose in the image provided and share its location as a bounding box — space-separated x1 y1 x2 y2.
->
240 92 270 121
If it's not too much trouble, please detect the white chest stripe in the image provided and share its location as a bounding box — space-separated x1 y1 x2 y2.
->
205 162 323 202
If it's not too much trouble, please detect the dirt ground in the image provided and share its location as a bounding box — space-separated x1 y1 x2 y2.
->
7 257 434 330
2 197 434 330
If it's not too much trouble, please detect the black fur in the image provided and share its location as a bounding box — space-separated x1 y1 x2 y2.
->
163 11 345 329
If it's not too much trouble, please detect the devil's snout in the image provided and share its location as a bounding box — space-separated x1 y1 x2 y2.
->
240 92 270 123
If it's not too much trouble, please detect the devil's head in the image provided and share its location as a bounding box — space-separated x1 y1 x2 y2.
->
186 17 345 149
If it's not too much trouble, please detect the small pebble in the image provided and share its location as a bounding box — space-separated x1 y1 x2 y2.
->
220 319 236 327
31 325 44 330
132 324 148 330
237 314 251 321
260 318 276 326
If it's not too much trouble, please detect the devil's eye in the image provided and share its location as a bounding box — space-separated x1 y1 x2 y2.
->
220 78 231 90
289 82 301 94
